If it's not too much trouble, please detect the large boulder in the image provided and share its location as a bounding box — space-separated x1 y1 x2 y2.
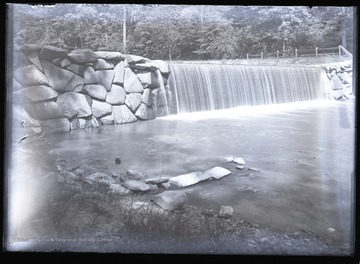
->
129 62 159 71
136 71 161 88
141 88 154 107
12 104 41 133
14 65 49 87
56 92 92 118
26 51 43 72
135 103 156 120
91 100 112 118
100 113 114 125
20 44 41 55
152 60 171 74
94 51 126 61
39 118 70 133
83 84 107 100
112 105 137 124
42 60 84 92
123 180 151 192
113 61 125 85
23 85 58 102
93 59 114 70
95 69 114 91
330 75 346 90
67 49 99 64
123 68 144 93
83 66 99 84
106 84 126 105
33 101 62 120
125 93 142 112
125 54 149 64
152 190 187 210
39 46 68 61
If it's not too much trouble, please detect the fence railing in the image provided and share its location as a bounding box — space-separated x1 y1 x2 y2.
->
245 45 352 60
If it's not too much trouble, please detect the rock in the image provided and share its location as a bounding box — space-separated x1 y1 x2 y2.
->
340 72 352 84
39 118 70 134
95 69 115 91
34 101 62 120
67 49 99 64
56 92 92 118
113 61 125 85
155 106 169 117
42 60 84 92
204 166 232 180
126 170 145 180
60 58 71 68
332 89 344 100
224 157 234 162
26 51 43 72
236 165 245 170
94 51 126 61
327 227 336 233
12 104 41 130
151 190 187 210
100 114 114 125
148 184 158 191
84 172 116 185
136 71 161 88
125 93 142 112
135 103 156 120
125 54 149 64
106 84 126 105
248 167 259 172
14 65 49 87
234 157 246 165
218 206 233 218
14 51 30 68
202 209 215 217
39 46 68 61
129 62 159 71
66 63 80 75
70 118 80 130
123 180 151 192
23 85 58 102
52 58 61 67
110 184 132 195
145 176 169 184
161 182 171 189
112 105 137 124
93 58 114 70
141 89 154 107
115 158 121 165
20 44 41 55
83 84 107 100
152 60 171 74
12 78 22 91
91 100 112 118
81 116 99 128
169 166 231 188
123 67 144 93
83 66 100 84
330 75 346 90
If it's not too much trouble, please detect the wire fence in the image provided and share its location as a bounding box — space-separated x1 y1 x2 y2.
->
245 45 352 60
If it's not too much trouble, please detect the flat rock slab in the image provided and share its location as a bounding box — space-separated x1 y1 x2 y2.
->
169 166 231 188
123 180 151 192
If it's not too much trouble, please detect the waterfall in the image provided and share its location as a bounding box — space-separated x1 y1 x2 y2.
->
167 63 330 114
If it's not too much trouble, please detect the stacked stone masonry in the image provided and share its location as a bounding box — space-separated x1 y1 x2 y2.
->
12 45 171 134
321 60 354 100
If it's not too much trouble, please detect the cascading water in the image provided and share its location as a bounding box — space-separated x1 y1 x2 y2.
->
167 63 331 114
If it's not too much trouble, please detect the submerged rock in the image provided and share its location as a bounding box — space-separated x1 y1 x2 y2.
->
218 206 233 218
152 190 187 210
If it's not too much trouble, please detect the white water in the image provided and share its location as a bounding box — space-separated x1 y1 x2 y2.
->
167 64 331 114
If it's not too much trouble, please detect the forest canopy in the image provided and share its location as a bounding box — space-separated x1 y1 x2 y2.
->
9 4 354 61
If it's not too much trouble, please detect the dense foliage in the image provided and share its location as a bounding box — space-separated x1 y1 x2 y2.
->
9 4 354 60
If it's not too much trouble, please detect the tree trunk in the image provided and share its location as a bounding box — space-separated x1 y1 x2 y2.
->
123 5 127 53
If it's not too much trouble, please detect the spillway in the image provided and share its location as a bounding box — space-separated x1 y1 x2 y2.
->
167 64 330 114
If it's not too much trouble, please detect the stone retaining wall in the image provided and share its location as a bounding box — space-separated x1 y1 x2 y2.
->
11 45 171 134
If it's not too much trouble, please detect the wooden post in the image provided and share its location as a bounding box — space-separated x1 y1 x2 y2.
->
277 50 279 59
247 53 249 60
295 49 298 58
315 47 318 57
261 52 263 59
339 45 341 58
